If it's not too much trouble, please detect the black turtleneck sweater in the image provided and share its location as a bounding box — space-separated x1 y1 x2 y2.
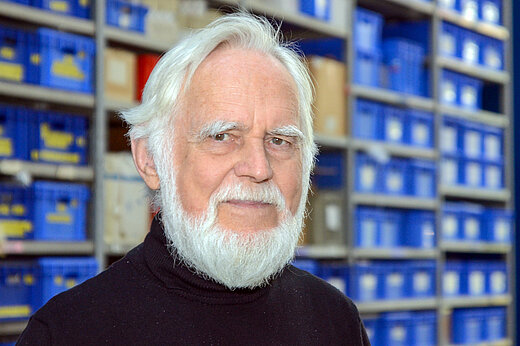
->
17 217 370 345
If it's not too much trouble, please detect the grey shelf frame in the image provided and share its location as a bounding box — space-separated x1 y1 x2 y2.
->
1 241 94 255
0 160 94 181
352 248 437 259
0 321 27 336
357 298 438 313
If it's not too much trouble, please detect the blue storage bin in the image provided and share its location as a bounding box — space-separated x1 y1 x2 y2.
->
480 0 501 25
379 209 402 248
383 106 406 144
409 311 437 346
106 0 148 33
482 126 503 162
462 120 483 159
0 261 35 321
441 154 463 186
297 38 345 62
33 257 98 310
441 117 463 154
362 317 379 346
453 308 485 344
349 262 380 301
354 50 381 87
467 261 486 295
483 209 512 243
458 73 483 110
299 0 331 21
440 22 460 58
460 204 483 241
0 105 29 160
405 210 436 248
481 36 504 70
313 151 344 189
27 28 95 93
354 99 382 140
486 261 507 295
462 157 483 187
0 184 34 240
31 0 90 18
443 261 467 296
442 203 463 241
380 312 412 346
460 0 479 21
319 262 349 294
28 110 88 165
439 0 460 11
355 206 381 248
408 261 436 298
0 26 27 83
383 158 408 195
3 0 31 4
33 181 89 241
381 261 406 300
383 21 430 53
460 29 480 65
440 69 458 106
409 159 436 198
354 7 383 54
408 110 433 148
484 307 506 341
355 153 382 193
382 39 425 96
482 160 504 189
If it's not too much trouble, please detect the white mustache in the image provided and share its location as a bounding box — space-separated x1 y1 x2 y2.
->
210 182 286 211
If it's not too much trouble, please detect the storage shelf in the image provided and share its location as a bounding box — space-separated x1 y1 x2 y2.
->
0 160 94 181
442 295 512 309
437 8 509 41
0 241 94 255
0 320 27 336
350 139 438 159
352 194 438 210
353 248 437 259
385 0 435 14
357 298 438 313
314 134 349 148
440 186 511 202
104 242 139 257
296 245 348 259
358 0 435 15
351 85 435 111
105 27 176 53
441 241 511 254
440 105 509 128
447 340 512 346
438 56 510 84
0 82 94 108
105 98 139 113
0 2 94 35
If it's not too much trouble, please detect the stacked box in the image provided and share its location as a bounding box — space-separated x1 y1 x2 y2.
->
461 0 479 21
298 37 345 62
307 191 345 246
362 317 378 345
440 69 483 110
440 22 460 58
104 48 137 103
354 8 383 87
31 0 91 18
379 209 402 248
483 209 513 243
291 259 321 276
354 99 382 140
467 261 487 295
444 260 508 297
452 307 507 344
443 261 467 296
408 261 436 298
383 106 406 144
0 184 34 240
106 0 148 33
382 39 425 96
408 110 434 148
441 203 484 241
313 151 344 189
0 26 27 83
355 153 382 193
461 29 480 64
409 311 437 346
383 159 407 195
486 261 508 295
405 210 436 248
0 105 29 160
480 0 501 25
381 261 407 299
320 262 349 294
0 261 35 321
409 159 436 198
299 0 331 21
355 206 381 248
349 261 380 301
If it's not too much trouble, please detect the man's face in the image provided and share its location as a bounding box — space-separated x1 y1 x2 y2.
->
172 47 303 233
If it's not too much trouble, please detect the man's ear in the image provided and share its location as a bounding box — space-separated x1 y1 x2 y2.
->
131 138 160 190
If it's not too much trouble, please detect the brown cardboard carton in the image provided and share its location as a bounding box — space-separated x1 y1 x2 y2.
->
104 48 137 103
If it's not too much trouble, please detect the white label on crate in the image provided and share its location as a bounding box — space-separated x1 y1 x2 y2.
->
483 1 500 24
119 13 131 28
443 271 459 294
443 215 458 237
361 164 376 190
422 221 435 248
463 39 479 64
412 123 428 145
495 219 509 241
461 85 477 107
325 203 341 232
461 0 478 21
485 165 501 188
465 217 480 239
484 47 501 69
315 0 327 19
469 271 485 295
466 162 482 186
362 219 377 246
107 59 127 86
484 135 500 160
465 131 481 158
442 80 456 104
414 272 430 292
490 271 506 294
441 159 457 185
388 273 404 287
387 118 403 142
327 277 346 294
361 273 377 290
439 0 456 9
387 171 403 192
391 326 406 341
440 32 456 56
441 126 457 153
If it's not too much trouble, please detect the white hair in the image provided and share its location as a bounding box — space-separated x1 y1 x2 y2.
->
120 12 318 211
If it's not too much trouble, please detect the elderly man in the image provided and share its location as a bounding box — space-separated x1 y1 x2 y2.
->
18 13 369 345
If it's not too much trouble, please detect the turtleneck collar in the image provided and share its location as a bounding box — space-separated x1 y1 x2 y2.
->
142 214 273 305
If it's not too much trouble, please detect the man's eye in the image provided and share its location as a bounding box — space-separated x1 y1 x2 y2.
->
271 137 287 146
213 133 230 141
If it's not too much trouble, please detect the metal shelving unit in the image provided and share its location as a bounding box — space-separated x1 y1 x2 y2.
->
352 194 438 209
439 186 511 202
1 241 94 256
358 298 438 313
351 85 435 110
352 248 437 259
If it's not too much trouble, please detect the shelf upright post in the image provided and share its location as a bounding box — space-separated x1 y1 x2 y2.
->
93 0 107 270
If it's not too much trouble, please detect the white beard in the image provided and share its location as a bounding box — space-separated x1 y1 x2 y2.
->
156 165 304 290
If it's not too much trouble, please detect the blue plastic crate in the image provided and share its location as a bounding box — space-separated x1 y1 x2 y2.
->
106 0 148 33
440 69 459 106
0 261 35 321
0 105 29 160
441 154 463 186
443 261 467 296
383 158 408 195
297 38 345 62
33 181 89 241
31 0 90 18
409 159 436 198
462 157 483 187
26 28 95 93
299 0 331 21
484 307 506 341
408 261 436 298
3 0 31 4
481 36 504 70
379 209 403 248
439 0 460 11
483 209 512 243
467 261 487 295
460 28 481 65
355 206 381 248
441 117 463 155
0 184 34 240
354 7 383 54
383 21 430 53
354 50 381 87
33 257 98 310
482 160 504 189
362 317 379 346
355 153 382 193
460 0 480 21
354 99 382 140
28 110 88 165
405 210 436 248
380 261 407 300
480 0 501 25
382 39 425 96
442 203 464 241
486 261 507 295
319 262 349 294
408 110 433 148
460 204 484 241
383 105 406 144
291 259 320 276
409 311 437 346
440 22 460 58
0 26 27 83
380 311 413 346
482 126 503 162
349 261 381 302
462 120 484 159
458 73 483 110
313 151 344 189
453 308 485 344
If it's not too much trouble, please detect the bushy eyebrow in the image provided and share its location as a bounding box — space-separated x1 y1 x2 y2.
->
192 120 242 142
268 125 304 142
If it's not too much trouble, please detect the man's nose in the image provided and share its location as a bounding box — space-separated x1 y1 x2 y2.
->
233 140 273 183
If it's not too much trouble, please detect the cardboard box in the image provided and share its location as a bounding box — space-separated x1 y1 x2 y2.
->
308 56 348 137
307 190 345 245
104 48 137 103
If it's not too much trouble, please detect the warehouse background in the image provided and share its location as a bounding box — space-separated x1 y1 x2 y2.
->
0 0 515 345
